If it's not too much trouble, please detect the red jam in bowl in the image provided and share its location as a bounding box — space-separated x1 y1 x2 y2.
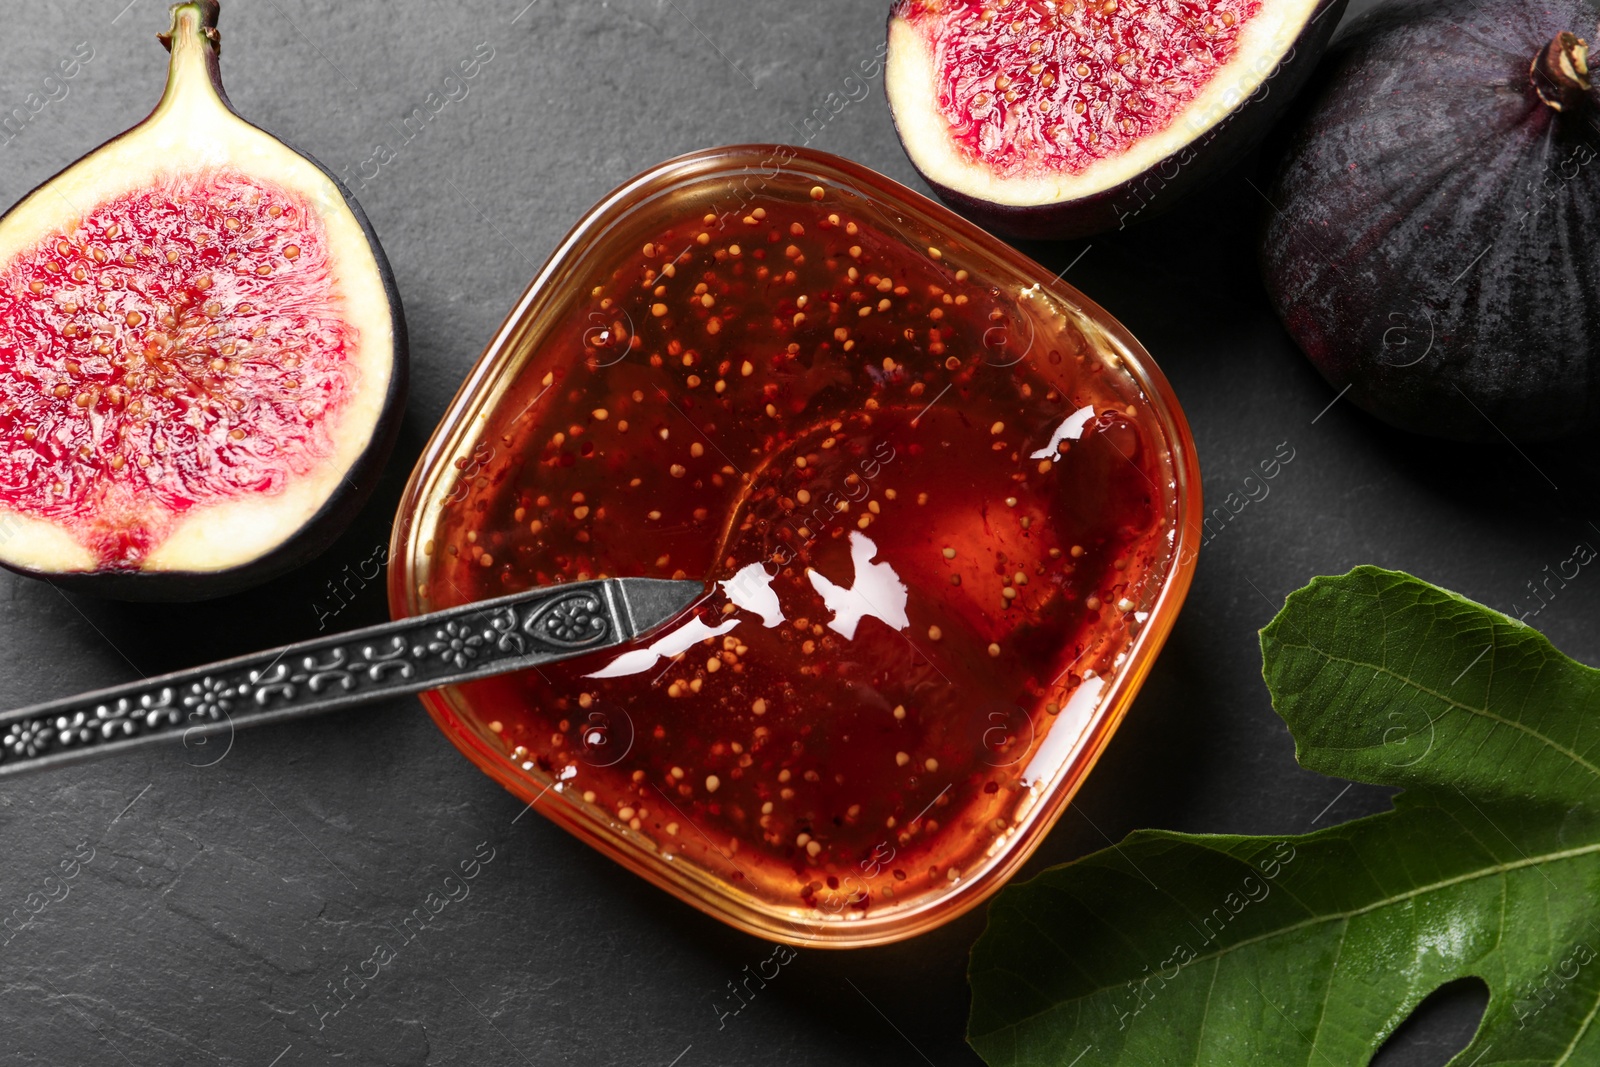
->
391 146 1200 947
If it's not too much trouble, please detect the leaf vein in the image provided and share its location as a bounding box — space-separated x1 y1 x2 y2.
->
977 839 1600 1044
1275 643 1600 783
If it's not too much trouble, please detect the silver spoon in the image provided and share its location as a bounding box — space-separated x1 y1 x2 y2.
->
0 577 704 778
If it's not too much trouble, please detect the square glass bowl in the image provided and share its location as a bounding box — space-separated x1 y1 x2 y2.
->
388 145 1201 947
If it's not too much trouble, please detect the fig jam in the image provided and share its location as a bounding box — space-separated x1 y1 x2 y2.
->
414 156 1186 936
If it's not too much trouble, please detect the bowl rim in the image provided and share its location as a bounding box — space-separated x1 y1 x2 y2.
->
388 142 1204 948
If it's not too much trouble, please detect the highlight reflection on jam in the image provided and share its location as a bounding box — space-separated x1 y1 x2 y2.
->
424 178 1176 921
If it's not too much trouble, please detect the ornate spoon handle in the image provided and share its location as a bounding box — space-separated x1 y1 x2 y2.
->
0 577 703 778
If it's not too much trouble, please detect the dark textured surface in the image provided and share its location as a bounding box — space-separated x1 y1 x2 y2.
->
0 1 1587 1064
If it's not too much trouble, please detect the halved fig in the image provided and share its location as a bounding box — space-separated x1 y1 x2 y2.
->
0 0 406 600
886 0 1347 238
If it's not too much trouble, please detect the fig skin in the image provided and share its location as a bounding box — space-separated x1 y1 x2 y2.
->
886 0 1347 240
0 1 408 601
1262 0 1600 442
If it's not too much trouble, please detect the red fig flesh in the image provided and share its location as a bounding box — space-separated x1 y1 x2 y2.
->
886 0 1345 238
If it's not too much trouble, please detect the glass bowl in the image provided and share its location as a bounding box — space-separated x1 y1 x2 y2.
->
388 144 1201 948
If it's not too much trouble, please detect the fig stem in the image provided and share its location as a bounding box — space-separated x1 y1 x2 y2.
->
1532 31 1590 111
149 0 230 117
157 1 221 58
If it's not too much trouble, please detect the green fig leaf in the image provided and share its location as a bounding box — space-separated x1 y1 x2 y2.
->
968 566 1600 1067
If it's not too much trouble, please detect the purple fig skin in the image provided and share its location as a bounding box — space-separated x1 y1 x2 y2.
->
1262 0 1600 442
887 0 1347 241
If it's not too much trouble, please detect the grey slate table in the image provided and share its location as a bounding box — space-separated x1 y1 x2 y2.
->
0 1 1577 1063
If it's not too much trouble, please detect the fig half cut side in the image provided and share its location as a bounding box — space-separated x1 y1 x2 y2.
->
886 0 1347 238
0 1 406 600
